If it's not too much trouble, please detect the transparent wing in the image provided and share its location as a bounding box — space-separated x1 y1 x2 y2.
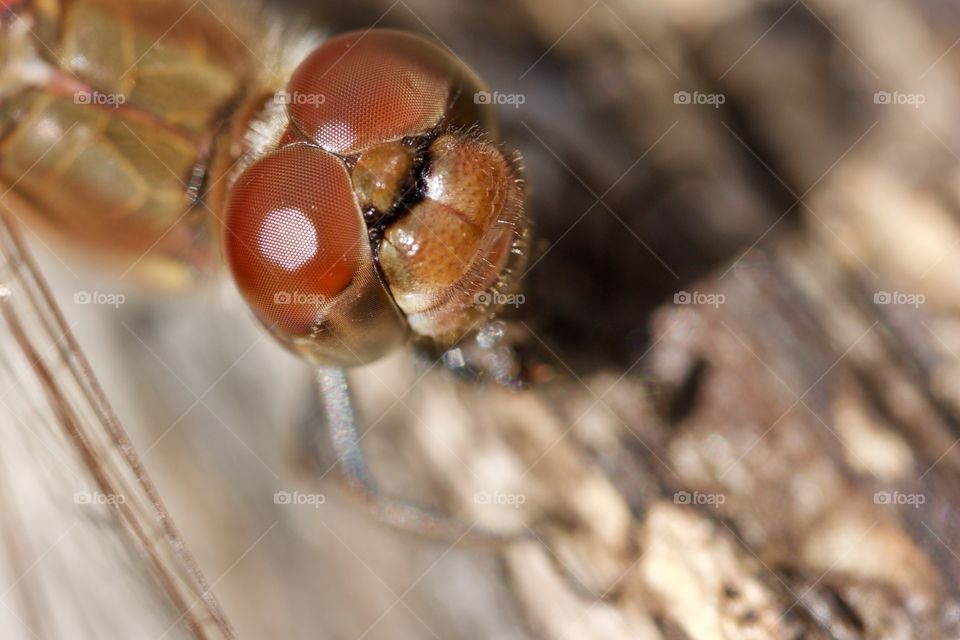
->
0 213 234 640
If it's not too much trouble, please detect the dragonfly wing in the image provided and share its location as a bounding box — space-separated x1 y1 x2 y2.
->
0 212 235 639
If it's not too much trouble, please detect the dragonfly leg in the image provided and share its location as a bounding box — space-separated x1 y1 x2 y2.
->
315 366 530 548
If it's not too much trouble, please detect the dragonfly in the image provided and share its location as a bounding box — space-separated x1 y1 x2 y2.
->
0 0 530 637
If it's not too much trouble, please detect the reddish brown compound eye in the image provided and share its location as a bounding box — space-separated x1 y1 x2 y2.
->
224 145 406 365
285 29 494 154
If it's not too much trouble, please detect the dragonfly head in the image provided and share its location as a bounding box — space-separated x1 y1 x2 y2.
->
224 30 527 366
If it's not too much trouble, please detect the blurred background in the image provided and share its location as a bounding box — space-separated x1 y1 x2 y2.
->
5 0 960 638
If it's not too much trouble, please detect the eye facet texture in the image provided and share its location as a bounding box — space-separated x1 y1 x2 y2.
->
287 30 454 155
225 145 362 336
225 144 408 364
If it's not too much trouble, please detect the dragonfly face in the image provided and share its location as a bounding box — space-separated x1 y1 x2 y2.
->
224 30 527 366
1 4 527 368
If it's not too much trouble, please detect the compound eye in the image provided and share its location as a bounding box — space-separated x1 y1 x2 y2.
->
285 30 494 154
224 145 405 364
224 146 360 335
